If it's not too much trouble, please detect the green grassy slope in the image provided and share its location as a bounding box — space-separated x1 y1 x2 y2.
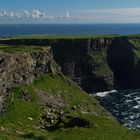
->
9 34 120 39
0 74 139 140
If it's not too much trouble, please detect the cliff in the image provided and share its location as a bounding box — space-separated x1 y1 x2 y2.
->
50 37 140 91
0 47 60 113
1 36 140 93
46 38 113 92
0 37 114 93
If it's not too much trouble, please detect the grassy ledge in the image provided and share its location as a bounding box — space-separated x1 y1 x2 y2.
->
0 44 50 53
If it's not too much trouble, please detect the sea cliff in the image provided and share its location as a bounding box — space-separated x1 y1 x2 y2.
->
1 36 140 92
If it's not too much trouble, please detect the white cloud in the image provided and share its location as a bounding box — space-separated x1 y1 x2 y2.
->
73 8 140 23
1 8 140 23
0 10 21 18
0 9 71 20
0 10 8 17
31 9 43 19
65 11 70 18
24 10 30 18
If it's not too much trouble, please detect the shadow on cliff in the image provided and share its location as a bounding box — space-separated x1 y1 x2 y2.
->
51 39 94 93
106 37 137 89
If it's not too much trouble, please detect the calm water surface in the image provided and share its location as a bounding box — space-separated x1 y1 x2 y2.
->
1 24 140 36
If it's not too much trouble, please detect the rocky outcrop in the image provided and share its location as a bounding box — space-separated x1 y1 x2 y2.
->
0 48 60 94
0 47 60 113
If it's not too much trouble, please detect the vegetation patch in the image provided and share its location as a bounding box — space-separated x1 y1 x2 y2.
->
0 44 49 53
87 49 112 77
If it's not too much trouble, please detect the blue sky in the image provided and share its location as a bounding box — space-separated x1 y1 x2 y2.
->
1 0 140 23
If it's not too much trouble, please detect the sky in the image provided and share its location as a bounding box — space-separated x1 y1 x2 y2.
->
1 0 140 23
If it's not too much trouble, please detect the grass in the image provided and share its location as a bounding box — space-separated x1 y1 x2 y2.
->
128 34 140 37
87 49 112 77
0 74 139 140
33 74 105 113
9 34 121 39
0 44 50 53
128 39 140 65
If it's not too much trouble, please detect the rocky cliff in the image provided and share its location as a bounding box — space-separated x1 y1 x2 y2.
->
1 36 140 93
51 38 114 92
0 47 60 113
0 37 114 92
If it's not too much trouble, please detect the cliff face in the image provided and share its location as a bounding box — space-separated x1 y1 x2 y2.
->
1 36 140 93
51 37 140 91
0 48 60 112
51 38 114 92
0 38 115 92
107 37 140 89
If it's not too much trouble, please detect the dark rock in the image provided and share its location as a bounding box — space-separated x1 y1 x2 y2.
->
41 114 95 131
19 90 31 102
71 106 77 110
62 116 91 128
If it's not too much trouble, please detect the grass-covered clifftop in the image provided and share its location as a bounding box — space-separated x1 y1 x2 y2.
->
0 74 139 140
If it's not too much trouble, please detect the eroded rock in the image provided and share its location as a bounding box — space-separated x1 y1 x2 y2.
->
0 48 61 114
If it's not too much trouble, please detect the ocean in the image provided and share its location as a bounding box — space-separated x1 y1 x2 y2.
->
95 89 140 130
1 23 140 36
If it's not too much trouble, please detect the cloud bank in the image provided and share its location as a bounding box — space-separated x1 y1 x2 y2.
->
74 8 140 23
0 8 140 23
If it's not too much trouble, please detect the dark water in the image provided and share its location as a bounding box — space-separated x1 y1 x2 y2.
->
95 89 140 130
1 24 140 36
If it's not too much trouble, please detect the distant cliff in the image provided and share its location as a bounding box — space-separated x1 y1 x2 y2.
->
1 36 140 93
51 37 140 92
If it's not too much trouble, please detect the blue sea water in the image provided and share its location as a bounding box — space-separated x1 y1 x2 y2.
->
95 89 140 130
1 23 140 36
